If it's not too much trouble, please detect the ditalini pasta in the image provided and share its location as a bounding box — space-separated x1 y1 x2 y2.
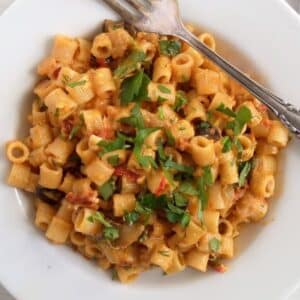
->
5 20 289 283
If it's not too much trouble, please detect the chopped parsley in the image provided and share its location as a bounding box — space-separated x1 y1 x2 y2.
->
159 40 181 57
98 133 131 156
239 161 252 187
120 70 150 106
158 250 170 257
196 166 213 217
107 155 120 167
158 107 165 120
69 114 84 140
120 104 145 129
222 136 233 153
163 157 194 175
158 84 171 94
166 202 190 227
133 128 159 168
124 211 140 225
209 238 221 252
174 91 187 112
66 80 87 88
114 50 146 78
217 104 252 135
98 178 116 201
178 182 198 196
165 129 175 146
88 211 119 241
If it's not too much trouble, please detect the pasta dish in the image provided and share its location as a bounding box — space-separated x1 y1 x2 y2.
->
5 20 289 283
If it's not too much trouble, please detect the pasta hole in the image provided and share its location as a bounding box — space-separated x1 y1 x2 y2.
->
11 147 24 159
39 222 48 231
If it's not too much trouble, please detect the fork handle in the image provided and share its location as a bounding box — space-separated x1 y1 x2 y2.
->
178 29 300 139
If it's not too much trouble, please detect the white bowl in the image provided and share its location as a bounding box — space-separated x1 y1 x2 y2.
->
1 0 300 299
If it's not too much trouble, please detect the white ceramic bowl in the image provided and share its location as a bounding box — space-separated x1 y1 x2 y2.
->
1 1 300 299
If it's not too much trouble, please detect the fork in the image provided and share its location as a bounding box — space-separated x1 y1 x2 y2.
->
103 0 300 138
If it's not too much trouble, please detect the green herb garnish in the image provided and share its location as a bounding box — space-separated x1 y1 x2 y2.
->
222 136 233 153
239 161 252 187
165 129 175 146
120 70 150 106
178 182 198 196
114 50 146 78
120 104 145 129
69 114 84 140
158 84 171 94
98 178 116 201
98 134 130 156
107 155 120 167
124 211 140 226
174 91 187 112
66 80 87 88
133 128 159 168
88 211 119 241
209 238 221 252
158 250 170 257
159 40 181 57
158 107 165 120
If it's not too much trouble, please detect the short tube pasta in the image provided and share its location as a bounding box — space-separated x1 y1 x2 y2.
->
6 140 29 164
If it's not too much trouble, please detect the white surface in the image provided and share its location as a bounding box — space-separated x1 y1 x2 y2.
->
1 0 300 300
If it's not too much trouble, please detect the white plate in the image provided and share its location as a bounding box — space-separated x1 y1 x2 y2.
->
1 0 300 299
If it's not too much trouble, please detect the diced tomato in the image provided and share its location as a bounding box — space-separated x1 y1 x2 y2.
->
52 67 61 79
213 263 227 273
155 177 168 196
97 58 109 68
94 127 115 140
257 103 268 113
61 117 75 136
114 166 140 182
66 191 99 209
262 118 272 128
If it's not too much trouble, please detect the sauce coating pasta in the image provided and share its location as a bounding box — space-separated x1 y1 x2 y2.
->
5 20 289 283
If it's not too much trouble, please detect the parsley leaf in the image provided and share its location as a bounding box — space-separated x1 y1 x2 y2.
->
158 107 165 120
88 212 119 241
222 136 233 153
98 178 116 201
124 211 140 225
196 166 213 216
166 203 190 227
159 40 181 57
107 155 120 167
239 161 252 187
227 106 252 135
174 192 188 207
165 129 175 146
216 103 236 118
163 157 194 175
66 80 87 88
174 91 187 112
178 182 198 196
158 250 170 257
120 104 145 129
209 238 221 252
103 227 119 241
120 70 150 106
98 134 129 156
158 84 171 94
69 114 84 140
133 128 159 168
114 50 146 78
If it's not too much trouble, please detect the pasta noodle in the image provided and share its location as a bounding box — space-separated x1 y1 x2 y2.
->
5 21 289 283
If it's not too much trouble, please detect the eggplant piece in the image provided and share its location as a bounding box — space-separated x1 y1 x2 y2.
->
195 121 221 141
36 186 65 206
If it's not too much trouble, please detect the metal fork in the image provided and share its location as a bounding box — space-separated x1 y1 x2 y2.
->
103 0 300 138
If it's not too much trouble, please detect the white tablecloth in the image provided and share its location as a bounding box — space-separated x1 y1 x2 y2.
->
0 0 299 299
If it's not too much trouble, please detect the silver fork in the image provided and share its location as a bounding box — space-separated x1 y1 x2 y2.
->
103 0 300 138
